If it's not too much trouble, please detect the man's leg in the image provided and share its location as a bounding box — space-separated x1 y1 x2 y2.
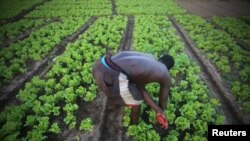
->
131 105 141 124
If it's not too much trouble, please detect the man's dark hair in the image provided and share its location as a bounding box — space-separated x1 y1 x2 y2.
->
158 54 175 70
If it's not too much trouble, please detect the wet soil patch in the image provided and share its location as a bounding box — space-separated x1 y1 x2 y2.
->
170 16 250 124
0 17 97 111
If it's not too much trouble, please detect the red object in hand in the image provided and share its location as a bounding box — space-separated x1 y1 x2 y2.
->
156 113 168 129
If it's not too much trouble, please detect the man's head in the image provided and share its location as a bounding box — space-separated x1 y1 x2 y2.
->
158 54 175 70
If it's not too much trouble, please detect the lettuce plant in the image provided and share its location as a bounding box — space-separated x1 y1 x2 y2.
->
175 117 190 131
79 118 93 132
49 123 61 134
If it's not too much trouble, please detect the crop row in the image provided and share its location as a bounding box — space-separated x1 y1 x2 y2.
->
0 18 88 89
210 17 250 47
0 16 127 141
175 14 250 113
0 19 46 46
123 15 224 141
0 0 42 20
116 0 186 15
240 16 250 25
26 0 112 18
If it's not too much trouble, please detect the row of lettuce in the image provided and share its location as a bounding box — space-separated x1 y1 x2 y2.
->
0 0 183 88
0 18 87 89
0 0 249 140
26 0 112 18
122 15 225 141
0 19 51 46
1 0 186 20
116 0 186 15
0 16 127 141
0 0 42 20
239 16 250 25
175 14 250 113
0 0 112 20
210 16 250 47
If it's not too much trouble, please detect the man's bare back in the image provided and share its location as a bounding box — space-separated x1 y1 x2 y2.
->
110 51 170 85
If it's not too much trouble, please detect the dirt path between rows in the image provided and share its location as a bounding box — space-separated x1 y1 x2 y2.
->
99 16 135 141
0 17 97 111
119 16 134 52
111 0 117 16
170 16 250 124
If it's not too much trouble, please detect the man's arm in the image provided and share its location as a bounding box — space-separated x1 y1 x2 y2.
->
159 80 171 110
159 71 171 109
138 85 163 114
139 85 168 129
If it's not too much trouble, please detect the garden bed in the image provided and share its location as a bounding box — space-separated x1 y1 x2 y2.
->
0 17 94 111
0 0 48 26
170 16 249 124
1 0 250 141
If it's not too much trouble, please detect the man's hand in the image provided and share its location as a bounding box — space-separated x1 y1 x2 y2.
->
140 87 168 129
156 113 168 129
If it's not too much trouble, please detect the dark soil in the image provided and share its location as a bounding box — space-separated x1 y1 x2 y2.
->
100 103 124 141
177 0 250 18
119 16 134 52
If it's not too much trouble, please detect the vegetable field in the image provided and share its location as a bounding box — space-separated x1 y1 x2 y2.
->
0 0 249 141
